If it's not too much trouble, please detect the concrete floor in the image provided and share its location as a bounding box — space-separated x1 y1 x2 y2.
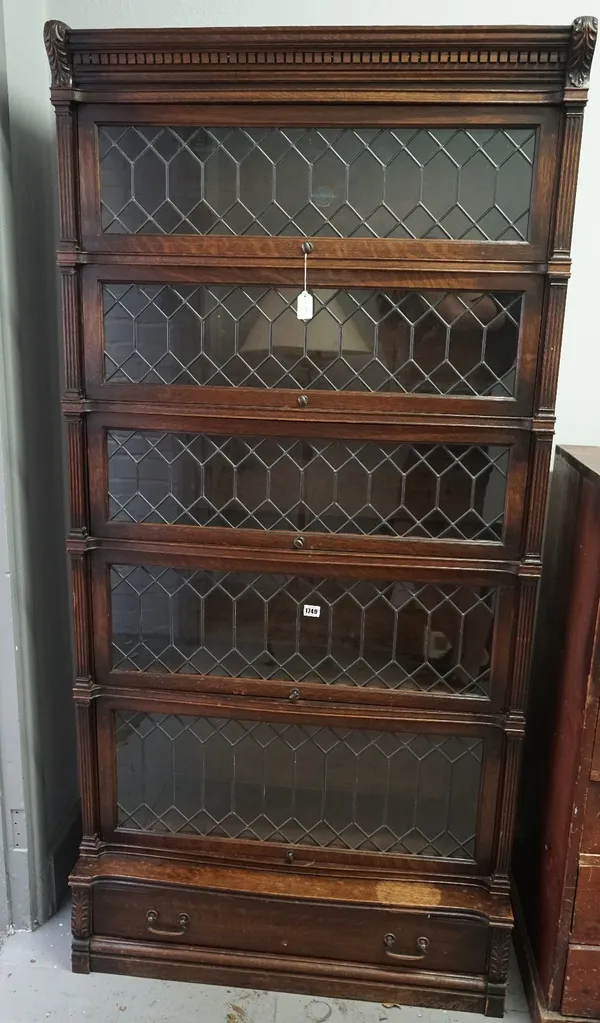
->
0 901 531 1023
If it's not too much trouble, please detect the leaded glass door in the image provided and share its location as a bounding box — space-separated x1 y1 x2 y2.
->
97 694 502 878
77 101 545 879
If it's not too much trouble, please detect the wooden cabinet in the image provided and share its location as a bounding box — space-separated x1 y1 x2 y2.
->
514 446 600 1022
44 16 597 1017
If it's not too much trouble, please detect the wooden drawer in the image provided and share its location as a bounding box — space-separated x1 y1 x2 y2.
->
562 945 600 1018
582 784 600 855
572 865 600 944
92 882 489 976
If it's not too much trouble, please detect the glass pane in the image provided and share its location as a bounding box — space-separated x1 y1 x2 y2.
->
103 285 522 397
115 711 482 858
108 432 508 543
111 565 498 697
99 125 535 240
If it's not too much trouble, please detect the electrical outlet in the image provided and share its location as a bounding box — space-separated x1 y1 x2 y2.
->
11 808 26 850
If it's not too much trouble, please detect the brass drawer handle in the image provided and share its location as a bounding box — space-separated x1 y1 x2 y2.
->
146 909 190 937
293 536 306 549
297 394 309 408
383 933 429 962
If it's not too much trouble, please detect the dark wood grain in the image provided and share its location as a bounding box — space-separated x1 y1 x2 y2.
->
562 947 600 1017
571 865 600 944
69 851 511 1011
93 882 489 972
581 786 600 854
514 447 600 1022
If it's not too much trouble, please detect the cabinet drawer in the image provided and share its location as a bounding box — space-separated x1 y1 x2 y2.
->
581 783 600 855
572 865 600 944
92 881 489 975
562 945 600 1018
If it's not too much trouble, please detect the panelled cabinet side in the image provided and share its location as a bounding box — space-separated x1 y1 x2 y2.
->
44 20 99 854
537 16 598 415
514 449 600 1022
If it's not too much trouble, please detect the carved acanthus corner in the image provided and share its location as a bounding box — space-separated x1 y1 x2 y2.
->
71 885 91 940
568 16 598 87
489 927 511 984
43 20 72 88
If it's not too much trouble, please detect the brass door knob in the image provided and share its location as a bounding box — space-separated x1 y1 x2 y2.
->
297 394 309 408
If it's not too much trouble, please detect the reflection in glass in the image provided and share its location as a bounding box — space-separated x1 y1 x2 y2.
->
111 566 498 697
116 711 483 858
103 284 522 397
108 432 509 542
99 125 535 241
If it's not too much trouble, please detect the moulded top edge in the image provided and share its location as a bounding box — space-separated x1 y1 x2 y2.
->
64 25 576 49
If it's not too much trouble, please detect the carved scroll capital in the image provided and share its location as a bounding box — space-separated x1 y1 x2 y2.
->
568 16 598 87
43 20 72 88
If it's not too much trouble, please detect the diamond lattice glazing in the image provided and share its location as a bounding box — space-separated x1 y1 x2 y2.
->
116 711 483 858
111 565 497 697
103 284 522 397
99 125 535 240
107 431 508 542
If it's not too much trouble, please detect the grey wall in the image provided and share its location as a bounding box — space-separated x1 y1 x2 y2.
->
0 0 78 931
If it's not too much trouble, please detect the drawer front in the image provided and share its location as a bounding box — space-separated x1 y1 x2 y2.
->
106 559 512 704
92 881 489 975
562 945 600 1018
572 865 600 943
591 713 600 782
581 783 600 855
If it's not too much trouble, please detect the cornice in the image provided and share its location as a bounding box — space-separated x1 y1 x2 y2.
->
43 19 596 99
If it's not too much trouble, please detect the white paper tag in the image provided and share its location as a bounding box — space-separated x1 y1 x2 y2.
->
303 604 321 618
296 290 314 322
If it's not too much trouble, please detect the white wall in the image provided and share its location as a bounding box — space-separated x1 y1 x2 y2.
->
46 2 600 444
